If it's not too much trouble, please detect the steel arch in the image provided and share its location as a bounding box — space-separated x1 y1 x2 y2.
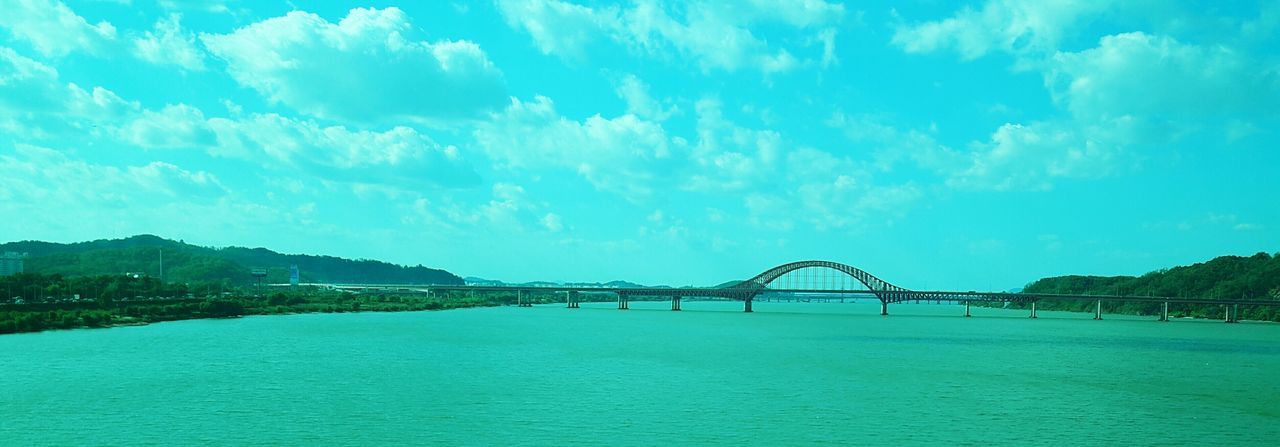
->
728 260 909 302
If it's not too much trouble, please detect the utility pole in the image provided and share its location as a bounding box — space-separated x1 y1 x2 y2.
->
158 248 164 298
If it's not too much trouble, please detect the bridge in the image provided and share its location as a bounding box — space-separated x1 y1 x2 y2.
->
316 260 1279 323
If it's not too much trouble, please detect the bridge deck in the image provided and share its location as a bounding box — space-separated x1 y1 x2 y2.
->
311 284 1280 307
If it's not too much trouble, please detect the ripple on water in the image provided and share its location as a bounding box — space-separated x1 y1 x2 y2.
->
1 302 1278 446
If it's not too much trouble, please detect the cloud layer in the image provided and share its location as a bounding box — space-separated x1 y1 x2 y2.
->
202 7 507 124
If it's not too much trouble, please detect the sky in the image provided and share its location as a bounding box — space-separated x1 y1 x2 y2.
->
0 0 1277 289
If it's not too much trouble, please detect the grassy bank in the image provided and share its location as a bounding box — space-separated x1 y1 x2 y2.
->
0 288 579 335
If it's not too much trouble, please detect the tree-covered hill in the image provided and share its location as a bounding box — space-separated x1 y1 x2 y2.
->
1024 252 1280 299
1021 252 1280 320
1 235 463 286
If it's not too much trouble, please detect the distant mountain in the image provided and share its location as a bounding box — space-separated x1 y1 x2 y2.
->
0 235 464 286
464 276 505 286
463 276 651 288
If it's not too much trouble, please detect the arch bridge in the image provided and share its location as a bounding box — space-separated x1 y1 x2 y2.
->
612 260 1039 314
344 260 1278 322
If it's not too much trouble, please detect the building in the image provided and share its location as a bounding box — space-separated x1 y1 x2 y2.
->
1 252 26 276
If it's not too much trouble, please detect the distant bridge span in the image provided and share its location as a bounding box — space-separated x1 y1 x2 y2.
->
313 260 1278 322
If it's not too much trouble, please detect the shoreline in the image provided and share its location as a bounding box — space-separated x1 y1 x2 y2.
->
6 300 1274 336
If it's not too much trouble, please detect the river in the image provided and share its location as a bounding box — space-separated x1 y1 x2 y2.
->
2 300 1278 445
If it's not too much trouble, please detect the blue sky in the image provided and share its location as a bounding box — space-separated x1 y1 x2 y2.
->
1 0 1276 288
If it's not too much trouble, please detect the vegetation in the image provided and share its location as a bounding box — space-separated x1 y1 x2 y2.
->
1008 252 1280 321
0 272 576 335
5 248 1278 334
2 234 463 286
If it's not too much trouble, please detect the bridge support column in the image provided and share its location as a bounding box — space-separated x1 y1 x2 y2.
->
617 294 629 310
1226 304 1238 323
880 301 888 316
671 296 681 311
567 291 579 308
1030 302 1038 319
1094 300 1102 320
964 301 971 317
1159 301 1168 322
744 298 753 313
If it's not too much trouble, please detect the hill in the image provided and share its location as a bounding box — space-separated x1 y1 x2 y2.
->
1024 252 1280 299
1022 252 1280 320
1 235 463 286
463 276 650 288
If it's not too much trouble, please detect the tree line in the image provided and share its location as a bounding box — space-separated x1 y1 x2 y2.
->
0 272 580 335
1013 252 1280 321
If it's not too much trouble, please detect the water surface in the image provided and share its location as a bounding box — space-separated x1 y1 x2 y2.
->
2 301 1278 445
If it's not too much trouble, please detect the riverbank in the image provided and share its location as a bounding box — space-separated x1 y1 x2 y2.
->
0 289 576 335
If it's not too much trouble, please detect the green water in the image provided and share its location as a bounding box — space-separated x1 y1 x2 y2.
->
2 301 1278 445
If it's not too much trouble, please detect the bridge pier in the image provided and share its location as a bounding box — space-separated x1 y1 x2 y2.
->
1159 301 1168 321
1030 302 1038 319
880 301 888 316
964 301 971 317
1225 304 1239 323
671 296 681 311
1093 300 1102 320
617 293 629 310
744 298 753 313
517 290 532 307
566 291 579 308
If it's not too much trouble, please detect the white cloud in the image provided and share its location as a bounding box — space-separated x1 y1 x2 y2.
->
405 182 544 232
0 46 138 138
817 28 838 68
825 111 961 172
117 103 217 148
784 147 922 229
474 92 921 230
1234 223 1263 231
0 143 225 206
199 111 478 188
1044 32 1278 122
614 74 677 121
0 43 473 190
0 0 117 57
541 212 564 232
946 122 1119 191
684 98 781 192
827 112 1125 192
132 14 207 71
111 104 479 188
0 142 321 244
941 32 1279 191
892 5 1280 192
495 0 844 74
474 95 676 198
160 0 233 14
743 193 795 231
495 0 613 60
891 0 1113 60
201 7 506 124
